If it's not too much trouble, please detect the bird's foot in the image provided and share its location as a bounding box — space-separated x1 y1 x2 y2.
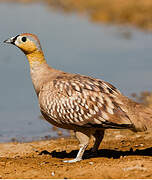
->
63 158 82 163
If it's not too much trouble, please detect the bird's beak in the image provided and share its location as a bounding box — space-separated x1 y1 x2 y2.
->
3 37 15 44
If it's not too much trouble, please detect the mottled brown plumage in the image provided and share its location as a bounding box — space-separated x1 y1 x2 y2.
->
4 33 152 163
39 72 130 127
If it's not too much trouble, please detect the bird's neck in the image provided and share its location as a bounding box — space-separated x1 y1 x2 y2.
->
26 51 61 96
26 50 50 95
26 50 46 68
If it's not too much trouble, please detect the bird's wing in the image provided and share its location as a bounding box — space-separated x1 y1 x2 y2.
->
39 74 133 129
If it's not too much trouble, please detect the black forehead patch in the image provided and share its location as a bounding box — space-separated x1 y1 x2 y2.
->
12 35 19 44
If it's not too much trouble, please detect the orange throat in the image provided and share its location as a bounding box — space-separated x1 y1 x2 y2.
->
26 50 46 68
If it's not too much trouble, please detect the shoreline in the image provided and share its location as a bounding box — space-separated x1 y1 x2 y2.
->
0 0 152 31
0 129 152 178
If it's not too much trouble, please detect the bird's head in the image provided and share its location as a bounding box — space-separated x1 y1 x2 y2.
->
4 33 42 54
4 33 46 66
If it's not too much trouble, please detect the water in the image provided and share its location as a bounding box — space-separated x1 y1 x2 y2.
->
0 2 152 142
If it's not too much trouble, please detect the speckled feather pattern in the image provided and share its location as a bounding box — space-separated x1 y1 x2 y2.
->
39 74 133 129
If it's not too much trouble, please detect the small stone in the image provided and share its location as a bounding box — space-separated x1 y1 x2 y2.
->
89 162 94 165
51 172 55 176
134 144 144 147
136 134 141 138
120 156 123 159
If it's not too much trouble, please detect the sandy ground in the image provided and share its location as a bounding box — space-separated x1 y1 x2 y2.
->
0 129 152 179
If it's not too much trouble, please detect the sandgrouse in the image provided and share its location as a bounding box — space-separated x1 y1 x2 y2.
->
4 33 152 163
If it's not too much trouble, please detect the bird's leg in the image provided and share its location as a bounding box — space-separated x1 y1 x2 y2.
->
91 129 105 153
63 131 90 163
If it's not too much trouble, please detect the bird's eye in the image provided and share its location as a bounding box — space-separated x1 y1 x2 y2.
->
21 37 27 42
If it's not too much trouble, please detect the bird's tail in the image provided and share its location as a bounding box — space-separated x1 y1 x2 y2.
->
129 102 152 132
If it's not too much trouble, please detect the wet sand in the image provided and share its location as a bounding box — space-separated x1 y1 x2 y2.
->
0 129 152 179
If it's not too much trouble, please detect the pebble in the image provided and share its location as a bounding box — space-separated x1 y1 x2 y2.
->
134 144 144 147
89 162 94 165
136 134 141 138
120 156 123 159
51 172 55 176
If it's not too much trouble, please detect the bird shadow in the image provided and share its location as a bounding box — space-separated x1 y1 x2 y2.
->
39 147 152 160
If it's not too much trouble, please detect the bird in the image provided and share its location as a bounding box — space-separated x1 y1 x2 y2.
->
4 33 152 163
